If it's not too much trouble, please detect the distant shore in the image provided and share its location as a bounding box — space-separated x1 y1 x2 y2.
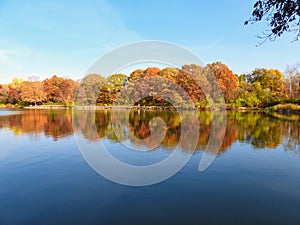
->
1 103 299 114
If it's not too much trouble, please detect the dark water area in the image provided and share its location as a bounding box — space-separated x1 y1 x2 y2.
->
0 109 299 225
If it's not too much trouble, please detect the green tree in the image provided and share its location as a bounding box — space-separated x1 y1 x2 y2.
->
236 79 270 107
236 81 258 107
248 68 285 100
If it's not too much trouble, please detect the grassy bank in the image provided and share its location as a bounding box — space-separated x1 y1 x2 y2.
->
265 103 300 114
0 102 299 114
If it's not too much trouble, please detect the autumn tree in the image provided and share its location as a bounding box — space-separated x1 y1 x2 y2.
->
206 62 238 102
97 74 127 105
43 75 78 104
127 69 145 84
3 77 23 104
75 74 105 105
158 68 191 105
121 67 189 106
248 68 285 100
0 84 8 104
143 67 160 77
140 67 180 106
123 64 238 107
158 67 179 82
20 81 46 105
245 0 300 43
178 65 210 106
7 87 21 104
8 77 23 88
58 78 78 104
123 68 151 105
43 75 65 102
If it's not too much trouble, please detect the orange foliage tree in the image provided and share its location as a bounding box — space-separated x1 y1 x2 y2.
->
206 62 238 102
20 81 46 105
43 75 78 104
0 84 8 103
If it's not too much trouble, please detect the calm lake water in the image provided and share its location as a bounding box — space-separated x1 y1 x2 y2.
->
0 109 300 225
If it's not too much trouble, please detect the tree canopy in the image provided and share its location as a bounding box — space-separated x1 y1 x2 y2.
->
20 81 47 106
0 61 299 108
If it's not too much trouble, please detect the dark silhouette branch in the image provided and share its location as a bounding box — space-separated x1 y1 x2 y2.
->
245 0 300 44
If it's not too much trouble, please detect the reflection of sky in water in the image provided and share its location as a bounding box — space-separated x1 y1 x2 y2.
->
0 110 21 116
102 139 172 166
0 130 14 161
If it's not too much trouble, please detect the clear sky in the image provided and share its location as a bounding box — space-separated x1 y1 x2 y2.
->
1 0 300 84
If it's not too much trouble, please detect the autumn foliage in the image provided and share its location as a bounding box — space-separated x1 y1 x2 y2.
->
0 61 299 107
20 81 47 106
43 75 78 104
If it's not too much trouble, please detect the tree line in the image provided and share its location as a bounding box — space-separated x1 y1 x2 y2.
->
0 76 78 107
0 61 299 108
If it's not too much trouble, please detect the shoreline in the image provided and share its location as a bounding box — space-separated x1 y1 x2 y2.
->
1 104 299 114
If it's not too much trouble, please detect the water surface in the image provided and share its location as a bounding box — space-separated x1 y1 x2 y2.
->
0 109 299 225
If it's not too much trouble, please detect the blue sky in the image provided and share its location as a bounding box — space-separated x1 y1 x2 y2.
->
0 0 300 84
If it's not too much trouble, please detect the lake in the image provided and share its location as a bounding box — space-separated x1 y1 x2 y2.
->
0 109 300 225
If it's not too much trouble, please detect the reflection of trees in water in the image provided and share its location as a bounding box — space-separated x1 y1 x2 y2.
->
0 110 73 140
128 110 180 148
67 109 296 156
264 112 300 156
234 112 300 152
93 110 232 154
234 112 283 148
73 110 112 141
284 121 300 156
219 118 238 154
1 110 299 156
